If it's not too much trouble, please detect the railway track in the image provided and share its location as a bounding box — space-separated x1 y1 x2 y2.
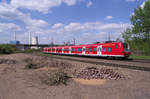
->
131 59 150 64
41 54 150 72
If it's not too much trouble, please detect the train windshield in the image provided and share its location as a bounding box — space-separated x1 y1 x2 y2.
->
123 43 129 51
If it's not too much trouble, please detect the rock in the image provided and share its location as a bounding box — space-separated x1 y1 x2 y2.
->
76 67 125 80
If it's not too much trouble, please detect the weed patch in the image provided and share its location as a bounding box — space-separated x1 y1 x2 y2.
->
39 70 70 86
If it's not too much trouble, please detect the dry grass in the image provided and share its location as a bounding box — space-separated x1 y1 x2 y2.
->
39 70 70 86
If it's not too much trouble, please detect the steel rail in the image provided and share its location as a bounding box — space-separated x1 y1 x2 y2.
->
47 54 150 72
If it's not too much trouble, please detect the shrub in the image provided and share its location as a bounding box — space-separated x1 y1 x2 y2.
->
25 63 38 69
23 48 41 53
24 58 41 69
0 44 18 54
40 70 70 86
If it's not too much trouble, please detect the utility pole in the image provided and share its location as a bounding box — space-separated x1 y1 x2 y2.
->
51 37 54 46
108 32 111 41
73 38 76 45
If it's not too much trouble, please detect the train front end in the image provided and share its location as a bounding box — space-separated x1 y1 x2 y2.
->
122 43 131 58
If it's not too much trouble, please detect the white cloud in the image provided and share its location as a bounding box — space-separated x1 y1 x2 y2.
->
0 2 49 32
126 0 137 2
105 16 113 20
46 22 132 44
86 1 92 7
52 23 64 29
13 21 131 44
0 2 50 43
63 0 77 6
0 23 19 43
0 23 21 33
0 3 20 20
10 0 78 13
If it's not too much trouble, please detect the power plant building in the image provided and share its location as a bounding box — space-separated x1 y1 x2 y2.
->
31 36 39 49
32 36 38 45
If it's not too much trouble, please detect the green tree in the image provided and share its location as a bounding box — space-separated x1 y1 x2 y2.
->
122 0 150 55
131 0 150 39
122 28 132 43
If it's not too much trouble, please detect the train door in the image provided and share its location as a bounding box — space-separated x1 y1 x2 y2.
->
97 46 102 56
62 48 64 53
55 48 56 53
51 48 52 53
82 47 86 55
69 47 71 54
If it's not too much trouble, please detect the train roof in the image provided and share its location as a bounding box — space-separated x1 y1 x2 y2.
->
47 42 123 48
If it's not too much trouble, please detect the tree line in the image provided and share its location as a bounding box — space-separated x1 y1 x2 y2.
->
122 0 150 55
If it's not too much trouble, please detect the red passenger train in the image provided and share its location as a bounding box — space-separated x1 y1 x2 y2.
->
42 42 131 58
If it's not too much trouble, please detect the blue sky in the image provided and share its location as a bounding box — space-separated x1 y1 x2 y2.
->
0 0 146 44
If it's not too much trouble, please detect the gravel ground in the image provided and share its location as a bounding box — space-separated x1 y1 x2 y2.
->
0 53 150 99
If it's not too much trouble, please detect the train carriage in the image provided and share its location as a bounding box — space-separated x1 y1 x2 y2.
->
42 42 131 58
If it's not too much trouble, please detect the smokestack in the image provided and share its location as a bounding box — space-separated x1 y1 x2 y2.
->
14 31 16 41
32 36 38 45
29 32 31 45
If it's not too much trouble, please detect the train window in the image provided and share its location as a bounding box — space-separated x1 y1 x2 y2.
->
115 44 118 48
108 48 112 52
80 48 82 51
86 48 89 51
94 48 96 52
90 48 92 52
103 48 106 52
77 48 79 51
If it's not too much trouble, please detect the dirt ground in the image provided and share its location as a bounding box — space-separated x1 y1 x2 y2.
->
0 53 150 99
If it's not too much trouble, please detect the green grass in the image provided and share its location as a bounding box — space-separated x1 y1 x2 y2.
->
129 55 150 60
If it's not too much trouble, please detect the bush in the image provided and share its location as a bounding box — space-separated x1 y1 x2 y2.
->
40 70 70 86
129 39 150 56
0 44 18 54
23 48 41 53
25 63 38 69
24 58 42 69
